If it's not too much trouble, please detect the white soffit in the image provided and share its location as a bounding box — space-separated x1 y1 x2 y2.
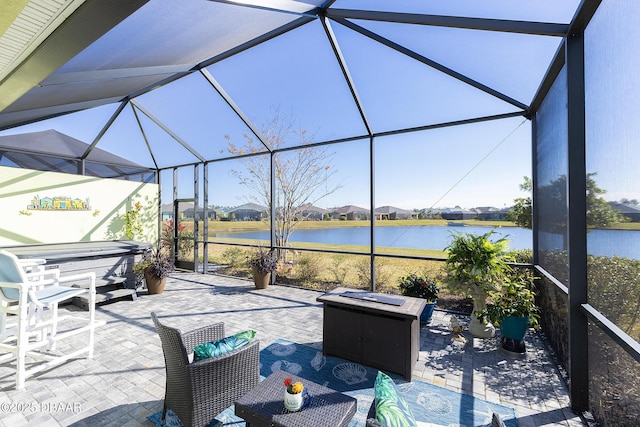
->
0 0 86 82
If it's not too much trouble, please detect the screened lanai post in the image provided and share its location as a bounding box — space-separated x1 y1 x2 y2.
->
369 135 376 292
193 164 199 273
173 168 179 266
203 162 209 274
566 31 589 414
157 171 162 250
270 150 276 285
531 116 539 266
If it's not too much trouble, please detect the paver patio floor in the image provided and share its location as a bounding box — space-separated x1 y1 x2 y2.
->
0 272 585 426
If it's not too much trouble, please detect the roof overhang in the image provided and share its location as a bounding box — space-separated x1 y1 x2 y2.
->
0 0 149 115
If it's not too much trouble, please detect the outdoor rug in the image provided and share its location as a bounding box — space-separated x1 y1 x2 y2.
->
148 338 518 427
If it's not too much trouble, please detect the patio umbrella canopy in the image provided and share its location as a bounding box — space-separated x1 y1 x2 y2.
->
0 129 153 178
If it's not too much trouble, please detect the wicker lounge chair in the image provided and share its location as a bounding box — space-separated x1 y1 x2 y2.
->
151 312 260 427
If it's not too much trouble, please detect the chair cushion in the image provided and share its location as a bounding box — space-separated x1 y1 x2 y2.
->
193 329 256 361
374 371 417 427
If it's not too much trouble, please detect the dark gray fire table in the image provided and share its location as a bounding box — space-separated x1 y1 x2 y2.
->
317 287 426 380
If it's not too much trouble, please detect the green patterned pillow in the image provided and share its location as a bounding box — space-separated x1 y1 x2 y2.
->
374 371 417 427
193 330 256 361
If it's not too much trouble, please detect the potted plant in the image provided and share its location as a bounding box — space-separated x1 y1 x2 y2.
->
249 246 277 289
283 377 306 412
398 271 440 325
478 272 540 354
444 230 514 338
134 247 175 294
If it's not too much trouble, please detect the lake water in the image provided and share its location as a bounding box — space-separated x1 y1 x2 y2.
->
213 225 639 259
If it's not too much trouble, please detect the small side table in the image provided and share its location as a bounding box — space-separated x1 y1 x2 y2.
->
235 370 357 427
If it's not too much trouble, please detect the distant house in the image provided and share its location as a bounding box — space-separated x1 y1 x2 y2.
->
329 205 370 220
215 207 231 221
179 203 196 220
420 208 441 219
161 204 173 221
183 206 216 221
296 204 328 221
162 203 216 221
609 202 640 222
440 208 476 221
229 202 267 221
472 206 507 221
374 206 417 220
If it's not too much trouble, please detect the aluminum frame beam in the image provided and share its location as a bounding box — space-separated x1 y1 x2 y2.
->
320 16 373 136
327 9 569 36
199 69 271 152
130 100 206 163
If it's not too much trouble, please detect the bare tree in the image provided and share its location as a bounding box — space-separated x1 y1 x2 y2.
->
226 109 341 257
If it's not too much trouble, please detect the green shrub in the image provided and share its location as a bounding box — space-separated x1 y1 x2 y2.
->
511 248 533 263
588 255 640 335
398 271 439 302
330 256 349 284
354 258 391 290
222 247 249 270
296 254 322 283
540 250 640 337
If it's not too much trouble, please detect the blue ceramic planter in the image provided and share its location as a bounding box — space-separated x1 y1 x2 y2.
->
420 301 437 325
500 315 529 340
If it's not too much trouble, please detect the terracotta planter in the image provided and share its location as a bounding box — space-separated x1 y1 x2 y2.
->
144 269 167 294
251 265 271 289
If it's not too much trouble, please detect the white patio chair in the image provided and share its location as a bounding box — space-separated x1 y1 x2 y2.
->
0 249 99 389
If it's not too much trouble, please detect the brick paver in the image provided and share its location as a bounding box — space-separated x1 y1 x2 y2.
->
0 272 585 426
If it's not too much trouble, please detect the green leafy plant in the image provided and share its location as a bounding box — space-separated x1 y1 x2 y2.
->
478 274 540 329
123 200 143 239
398 272 439 303
444 230 514 295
